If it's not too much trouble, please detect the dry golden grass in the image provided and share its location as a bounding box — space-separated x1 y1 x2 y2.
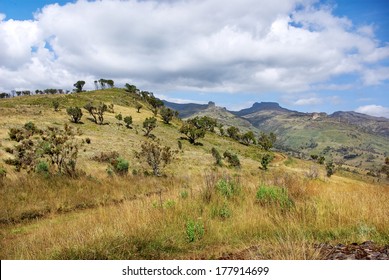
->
1 90 388 260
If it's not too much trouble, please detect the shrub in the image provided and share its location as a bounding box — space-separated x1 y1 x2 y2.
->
258 132 276 151
241 131 256 145
226 126 240 140
326 161 335 177
143 117 157 137
260 153 273 170
85 138 91 144
186 219 204 242
136 141 176 176
6 124 81 176
111 158 129 175
52 100 60 111
256 185 294 210
211 147 222 166
124 116 133 128
36 161 49 174
115 113 123 121
216 178 240 198
135 102 143 113
223 151 240 168
67 107 83 123
160 107 175 124
179 122 205 144
211 202 231 220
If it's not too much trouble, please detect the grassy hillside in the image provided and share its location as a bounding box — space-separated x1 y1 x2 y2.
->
0 89 388 260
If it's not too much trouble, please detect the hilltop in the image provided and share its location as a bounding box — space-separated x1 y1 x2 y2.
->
0 88 388 260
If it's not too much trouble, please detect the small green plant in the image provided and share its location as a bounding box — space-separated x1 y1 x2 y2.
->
186 219 205 242
111 158 129 175
211 202 231 220
216 177 240 198
256 185 294 210
180 190 189 199
163 199 176 209
35 161 49 174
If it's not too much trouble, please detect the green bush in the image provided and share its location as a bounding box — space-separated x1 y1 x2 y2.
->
211 202 231 220
36 161 49 174
223 151 240 168
211 147 222 166
256 185 294 210
216 178 240 198
66 107 83 123
112 158 129 175
186 219 204 243
180 190 188 199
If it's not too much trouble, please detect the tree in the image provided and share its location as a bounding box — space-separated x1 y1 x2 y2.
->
227 126 240 140
73 81 85 93
106 79 114 88
136 141 175 176
160 107 175 124
124 116 133 128
143 117 157 137
83 102 107 125
179 122 205 144
241 131 256 145
146 94 164 116
223 151 240 168
257 132 276 151
125 83 139 94
135 102 143 113
67 107 83 123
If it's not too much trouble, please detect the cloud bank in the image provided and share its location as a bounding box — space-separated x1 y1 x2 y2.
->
0 0 388 94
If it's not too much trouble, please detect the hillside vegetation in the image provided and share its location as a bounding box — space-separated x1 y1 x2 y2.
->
0 89 388 260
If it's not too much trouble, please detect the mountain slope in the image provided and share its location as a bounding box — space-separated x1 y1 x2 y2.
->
165 99 389 172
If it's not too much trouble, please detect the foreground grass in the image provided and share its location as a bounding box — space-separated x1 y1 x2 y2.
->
1 168 388 260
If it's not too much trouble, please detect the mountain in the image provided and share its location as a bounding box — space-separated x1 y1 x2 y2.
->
164 100 389 171
233 102 292 116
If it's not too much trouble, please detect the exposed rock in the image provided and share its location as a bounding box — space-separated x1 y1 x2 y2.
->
316 241 389 260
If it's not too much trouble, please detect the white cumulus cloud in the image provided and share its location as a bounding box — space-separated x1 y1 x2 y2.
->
0 0 388 94
355 105 389 118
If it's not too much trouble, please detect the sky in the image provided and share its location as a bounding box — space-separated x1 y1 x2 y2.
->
0 0 388 117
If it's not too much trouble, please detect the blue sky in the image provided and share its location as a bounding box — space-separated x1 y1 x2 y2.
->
0 0 388 117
